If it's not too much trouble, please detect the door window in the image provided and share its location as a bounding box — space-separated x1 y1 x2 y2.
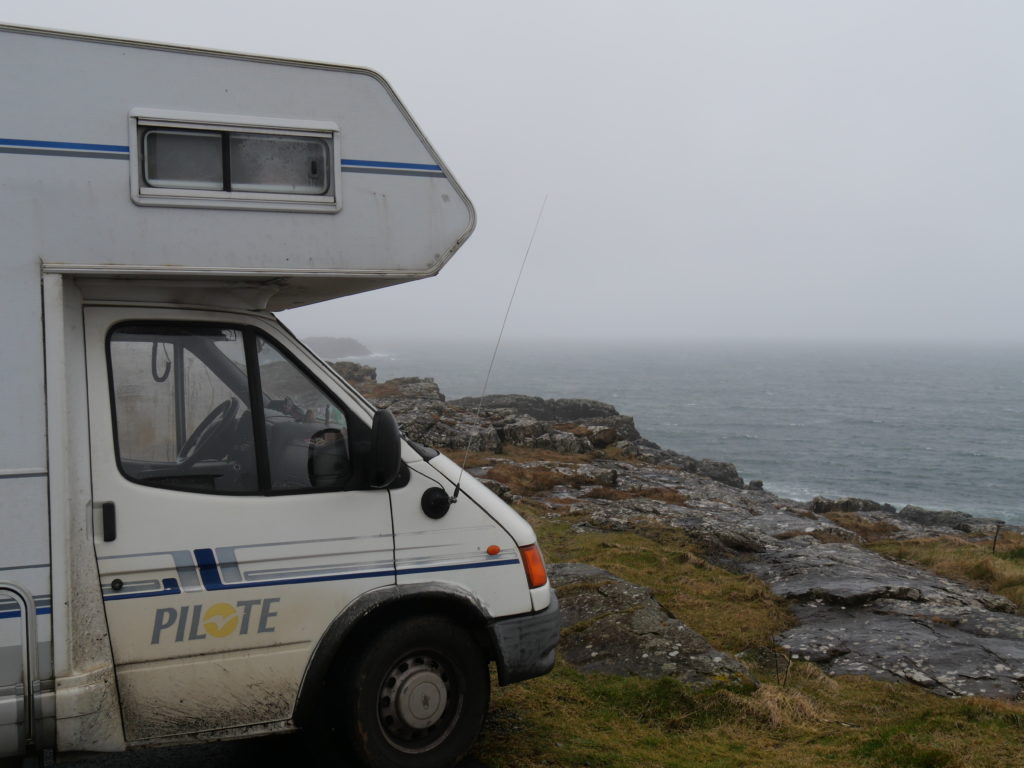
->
257 336 351 491
107 324 354 495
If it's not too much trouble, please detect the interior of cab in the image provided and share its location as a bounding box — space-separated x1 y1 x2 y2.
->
108 323 370 495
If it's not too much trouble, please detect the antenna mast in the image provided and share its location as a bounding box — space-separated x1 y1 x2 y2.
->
451 195 548 501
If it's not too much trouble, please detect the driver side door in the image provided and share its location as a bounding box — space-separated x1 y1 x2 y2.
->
84 306 395 742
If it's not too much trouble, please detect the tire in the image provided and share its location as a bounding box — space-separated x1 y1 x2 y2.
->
335 615 490 768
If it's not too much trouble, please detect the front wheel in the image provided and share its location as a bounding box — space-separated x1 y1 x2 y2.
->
336 616 490 768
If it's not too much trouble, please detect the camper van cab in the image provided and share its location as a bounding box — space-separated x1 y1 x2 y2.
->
0 25 559 768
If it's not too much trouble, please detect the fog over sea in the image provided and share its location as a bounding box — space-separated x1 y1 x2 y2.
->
353 339 1024 526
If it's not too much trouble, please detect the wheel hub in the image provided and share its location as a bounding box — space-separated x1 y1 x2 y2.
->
396 668 448 728
379 654 452 747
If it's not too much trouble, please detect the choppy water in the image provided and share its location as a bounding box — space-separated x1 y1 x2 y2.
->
349 339 1024 525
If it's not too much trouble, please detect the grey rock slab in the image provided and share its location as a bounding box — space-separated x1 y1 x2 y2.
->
741 540 1016 612
780 605 1024 699
548 563 748 687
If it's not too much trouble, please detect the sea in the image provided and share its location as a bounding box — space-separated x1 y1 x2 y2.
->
346 339 1024 526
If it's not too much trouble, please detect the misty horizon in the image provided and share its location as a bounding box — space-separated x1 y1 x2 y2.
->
288 328 1024 351
6 2 1024 349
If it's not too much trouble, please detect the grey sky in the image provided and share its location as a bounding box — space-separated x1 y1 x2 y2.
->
7 1 1024 344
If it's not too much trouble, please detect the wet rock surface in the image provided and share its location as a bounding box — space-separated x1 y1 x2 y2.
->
348 366 1024 699
743 538 1024 698
549 563 748 686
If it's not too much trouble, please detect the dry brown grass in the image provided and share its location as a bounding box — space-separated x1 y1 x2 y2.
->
718 684 830 730
483 456 625 496
459 446 597 469
582 486 690 506
485 464 574 495
824 510 901 541
871 530 1024 610
552 422 593 436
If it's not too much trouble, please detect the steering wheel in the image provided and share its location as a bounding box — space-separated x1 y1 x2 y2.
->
178 398 239 466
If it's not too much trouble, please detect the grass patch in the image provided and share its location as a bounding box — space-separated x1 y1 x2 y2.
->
527 513 793 653
484 464 617 496
999 547 1024 562
823 510 901 541
869 531 1024 610
476 662 1024 768
486 464 575 495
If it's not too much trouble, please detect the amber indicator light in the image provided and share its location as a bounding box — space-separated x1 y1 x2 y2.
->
486 544 501 555
519 543 548 588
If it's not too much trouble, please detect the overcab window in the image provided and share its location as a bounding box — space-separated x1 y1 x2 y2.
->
129 112 340 212
143 130 330 194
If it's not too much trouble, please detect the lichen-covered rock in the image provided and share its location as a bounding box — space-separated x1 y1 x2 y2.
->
521 431 594 454
733 538 1024 698
897 504 1005 533
494 414 548 443
549 563 749 687
809 496 896 515
326 360 377 386
571 464 618 487
696 459 744 488
780 601 1024 698
450 394 621 422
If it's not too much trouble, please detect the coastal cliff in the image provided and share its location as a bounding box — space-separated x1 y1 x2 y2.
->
335 361 1024 702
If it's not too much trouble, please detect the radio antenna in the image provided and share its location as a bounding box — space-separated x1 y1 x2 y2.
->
451 194 548 501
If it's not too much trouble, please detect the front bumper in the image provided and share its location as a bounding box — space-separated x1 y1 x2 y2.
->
489 592 561 685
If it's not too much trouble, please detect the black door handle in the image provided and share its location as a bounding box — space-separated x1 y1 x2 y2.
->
102 502 116 542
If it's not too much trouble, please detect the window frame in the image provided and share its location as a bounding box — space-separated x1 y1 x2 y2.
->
128 109 342 213
106 321 374 497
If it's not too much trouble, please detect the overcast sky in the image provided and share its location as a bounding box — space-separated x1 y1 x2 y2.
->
6 1 1024 345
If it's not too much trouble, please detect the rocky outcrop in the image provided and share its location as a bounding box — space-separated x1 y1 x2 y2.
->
451 394 621 423
343 364 1023 700
695 459 745 489
549 563 749 687
327 361 377 388
353 377 741 483
896 504 1006 534
809 496 896 515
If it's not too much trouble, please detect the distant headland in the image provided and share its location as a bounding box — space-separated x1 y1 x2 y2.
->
301 336 371 359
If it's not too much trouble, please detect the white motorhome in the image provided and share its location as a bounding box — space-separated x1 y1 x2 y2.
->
0 25 558 768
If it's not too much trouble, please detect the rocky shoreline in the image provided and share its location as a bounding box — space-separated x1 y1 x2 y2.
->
333 362 1024 700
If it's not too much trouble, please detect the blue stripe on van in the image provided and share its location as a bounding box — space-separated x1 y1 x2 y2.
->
0 594 53 620
396 559 520 576
102 578 182 601
341 159 442 172
0 138 444 177
195 547 393 591
0 607 51 620
341 158 446 178
0 137 129 153
97 547 518 601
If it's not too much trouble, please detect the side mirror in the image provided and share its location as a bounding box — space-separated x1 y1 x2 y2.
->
367 408 403 489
